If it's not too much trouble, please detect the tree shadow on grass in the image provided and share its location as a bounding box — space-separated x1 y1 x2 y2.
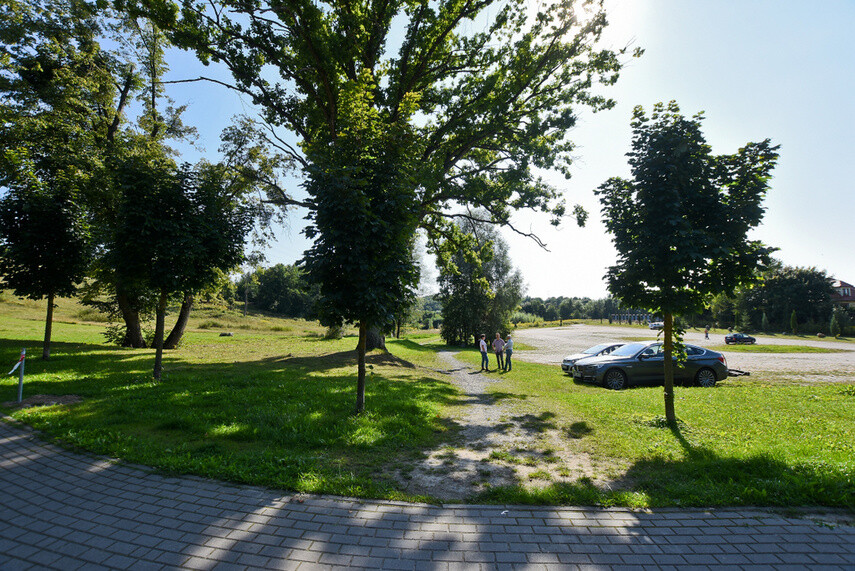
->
279 349 418 372
471 418 854 508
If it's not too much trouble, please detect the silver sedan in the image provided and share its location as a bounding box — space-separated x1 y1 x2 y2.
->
561 343 624 374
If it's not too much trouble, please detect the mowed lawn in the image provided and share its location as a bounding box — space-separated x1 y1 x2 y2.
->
1 294 853 508
0 296 459 503
454 349 854 508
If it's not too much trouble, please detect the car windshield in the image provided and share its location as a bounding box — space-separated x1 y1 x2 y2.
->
609 342 648 357
583 343 612 354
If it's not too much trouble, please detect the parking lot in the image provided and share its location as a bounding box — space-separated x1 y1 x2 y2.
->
513 324 855 384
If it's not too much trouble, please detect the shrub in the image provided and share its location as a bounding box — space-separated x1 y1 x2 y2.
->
324 325 343 339
830 314 841 337
75 307 110 322
511 311 542 325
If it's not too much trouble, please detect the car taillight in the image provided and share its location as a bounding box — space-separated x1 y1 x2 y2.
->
718 355 727 367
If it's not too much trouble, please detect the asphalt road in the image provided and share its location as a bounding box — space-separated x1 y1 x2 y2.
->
513 324 855 384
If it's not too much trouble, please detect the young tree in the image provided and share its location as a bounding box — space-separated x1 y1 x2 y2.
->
125 0 634 413
830 311 842 337
0 191 90 359
596 101 779 423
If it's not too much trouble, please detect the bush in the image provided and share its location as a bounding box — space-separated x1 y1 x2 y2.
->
511 311 542 325
324 325 343 339
75 307 110 322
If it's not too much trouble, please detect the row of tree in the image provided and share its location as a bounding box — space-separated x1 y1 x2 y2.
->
710 263 852 335
0 1 290 378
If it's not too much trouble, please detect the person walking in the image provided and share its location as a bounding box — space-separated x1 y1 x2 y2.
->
504 334 514 371
479 334 490 371
704 325 710 340
492 332 505 371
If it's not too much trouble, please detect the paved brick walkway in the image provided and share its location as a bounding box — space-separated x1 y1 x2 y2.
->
1 420 854 570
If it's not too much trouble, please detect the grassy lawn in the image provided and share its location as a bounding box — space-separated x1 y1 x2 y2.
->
0 296 459 503
455 349 854 509
1 293 853 509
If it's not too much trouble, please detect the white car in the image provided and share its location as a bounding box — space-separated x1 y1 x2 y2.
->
648 321 664 330
561 343 624 374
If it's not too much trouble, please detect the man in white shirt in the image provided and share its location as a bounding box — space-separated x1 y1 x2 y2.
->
479 334 489 371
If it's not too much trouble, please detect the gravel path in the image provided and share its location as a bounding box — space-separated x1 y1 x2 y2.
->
395 352 599 501
513 324 855 384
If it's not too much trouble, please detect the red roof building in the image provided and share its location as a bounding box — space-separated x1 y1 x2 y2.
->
831 280 855 308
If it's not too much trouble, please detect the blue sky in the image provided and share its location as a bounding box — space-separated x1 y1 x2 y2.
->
166 0 855 299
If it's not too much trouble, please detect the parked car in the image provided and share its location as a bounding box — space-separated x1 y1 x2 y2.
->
572 341 728 390
561 343 624 374
725 332 756 345
648 321 664 330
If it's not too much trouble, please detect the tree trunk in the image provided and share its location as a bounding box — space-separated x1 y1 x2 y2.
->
153 292 168 381
663 312 676 424
42 292 55 360
243 285 248 317
355 321 367 414
365 326 386 351
117 289 146 348
164 294 193 349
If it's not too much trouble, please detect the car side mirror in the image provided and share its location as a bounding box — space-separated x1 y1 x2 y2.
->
638 354 649 360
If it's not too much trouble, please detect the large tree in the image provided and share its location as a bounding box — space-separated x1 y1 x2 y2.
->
596 101 779 423
0 0 111 359
127 0 633 412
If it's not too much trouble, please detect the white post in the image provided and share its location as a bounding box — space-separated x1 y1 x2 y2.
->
17 348 25 403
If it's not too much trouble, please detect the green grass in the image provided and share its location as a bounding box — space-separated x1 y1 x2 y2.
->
2 292 853 509
0 296 458 503
711 344 852 353
455 347 855 509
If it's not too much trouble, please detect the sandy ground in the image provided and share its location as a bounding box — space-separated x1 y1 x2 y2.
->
513 324 855 384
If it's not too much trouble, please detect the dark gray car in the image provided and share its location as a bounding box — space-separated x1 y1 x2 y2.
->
572 341 728 390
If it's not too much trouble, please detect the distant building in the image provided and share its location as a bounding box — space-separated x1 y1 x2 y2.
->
831 280 855 308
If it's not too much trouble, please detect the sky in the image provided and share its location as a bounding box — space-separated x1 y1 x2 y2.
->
166 0 855 300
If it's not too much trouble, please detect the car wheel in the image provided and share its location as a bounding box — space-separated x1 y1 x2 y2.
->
603 368 627 390
695 368 717 388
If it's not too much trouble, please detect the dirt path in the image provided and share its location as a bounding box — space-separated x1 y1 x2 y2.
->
395 351 600 501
